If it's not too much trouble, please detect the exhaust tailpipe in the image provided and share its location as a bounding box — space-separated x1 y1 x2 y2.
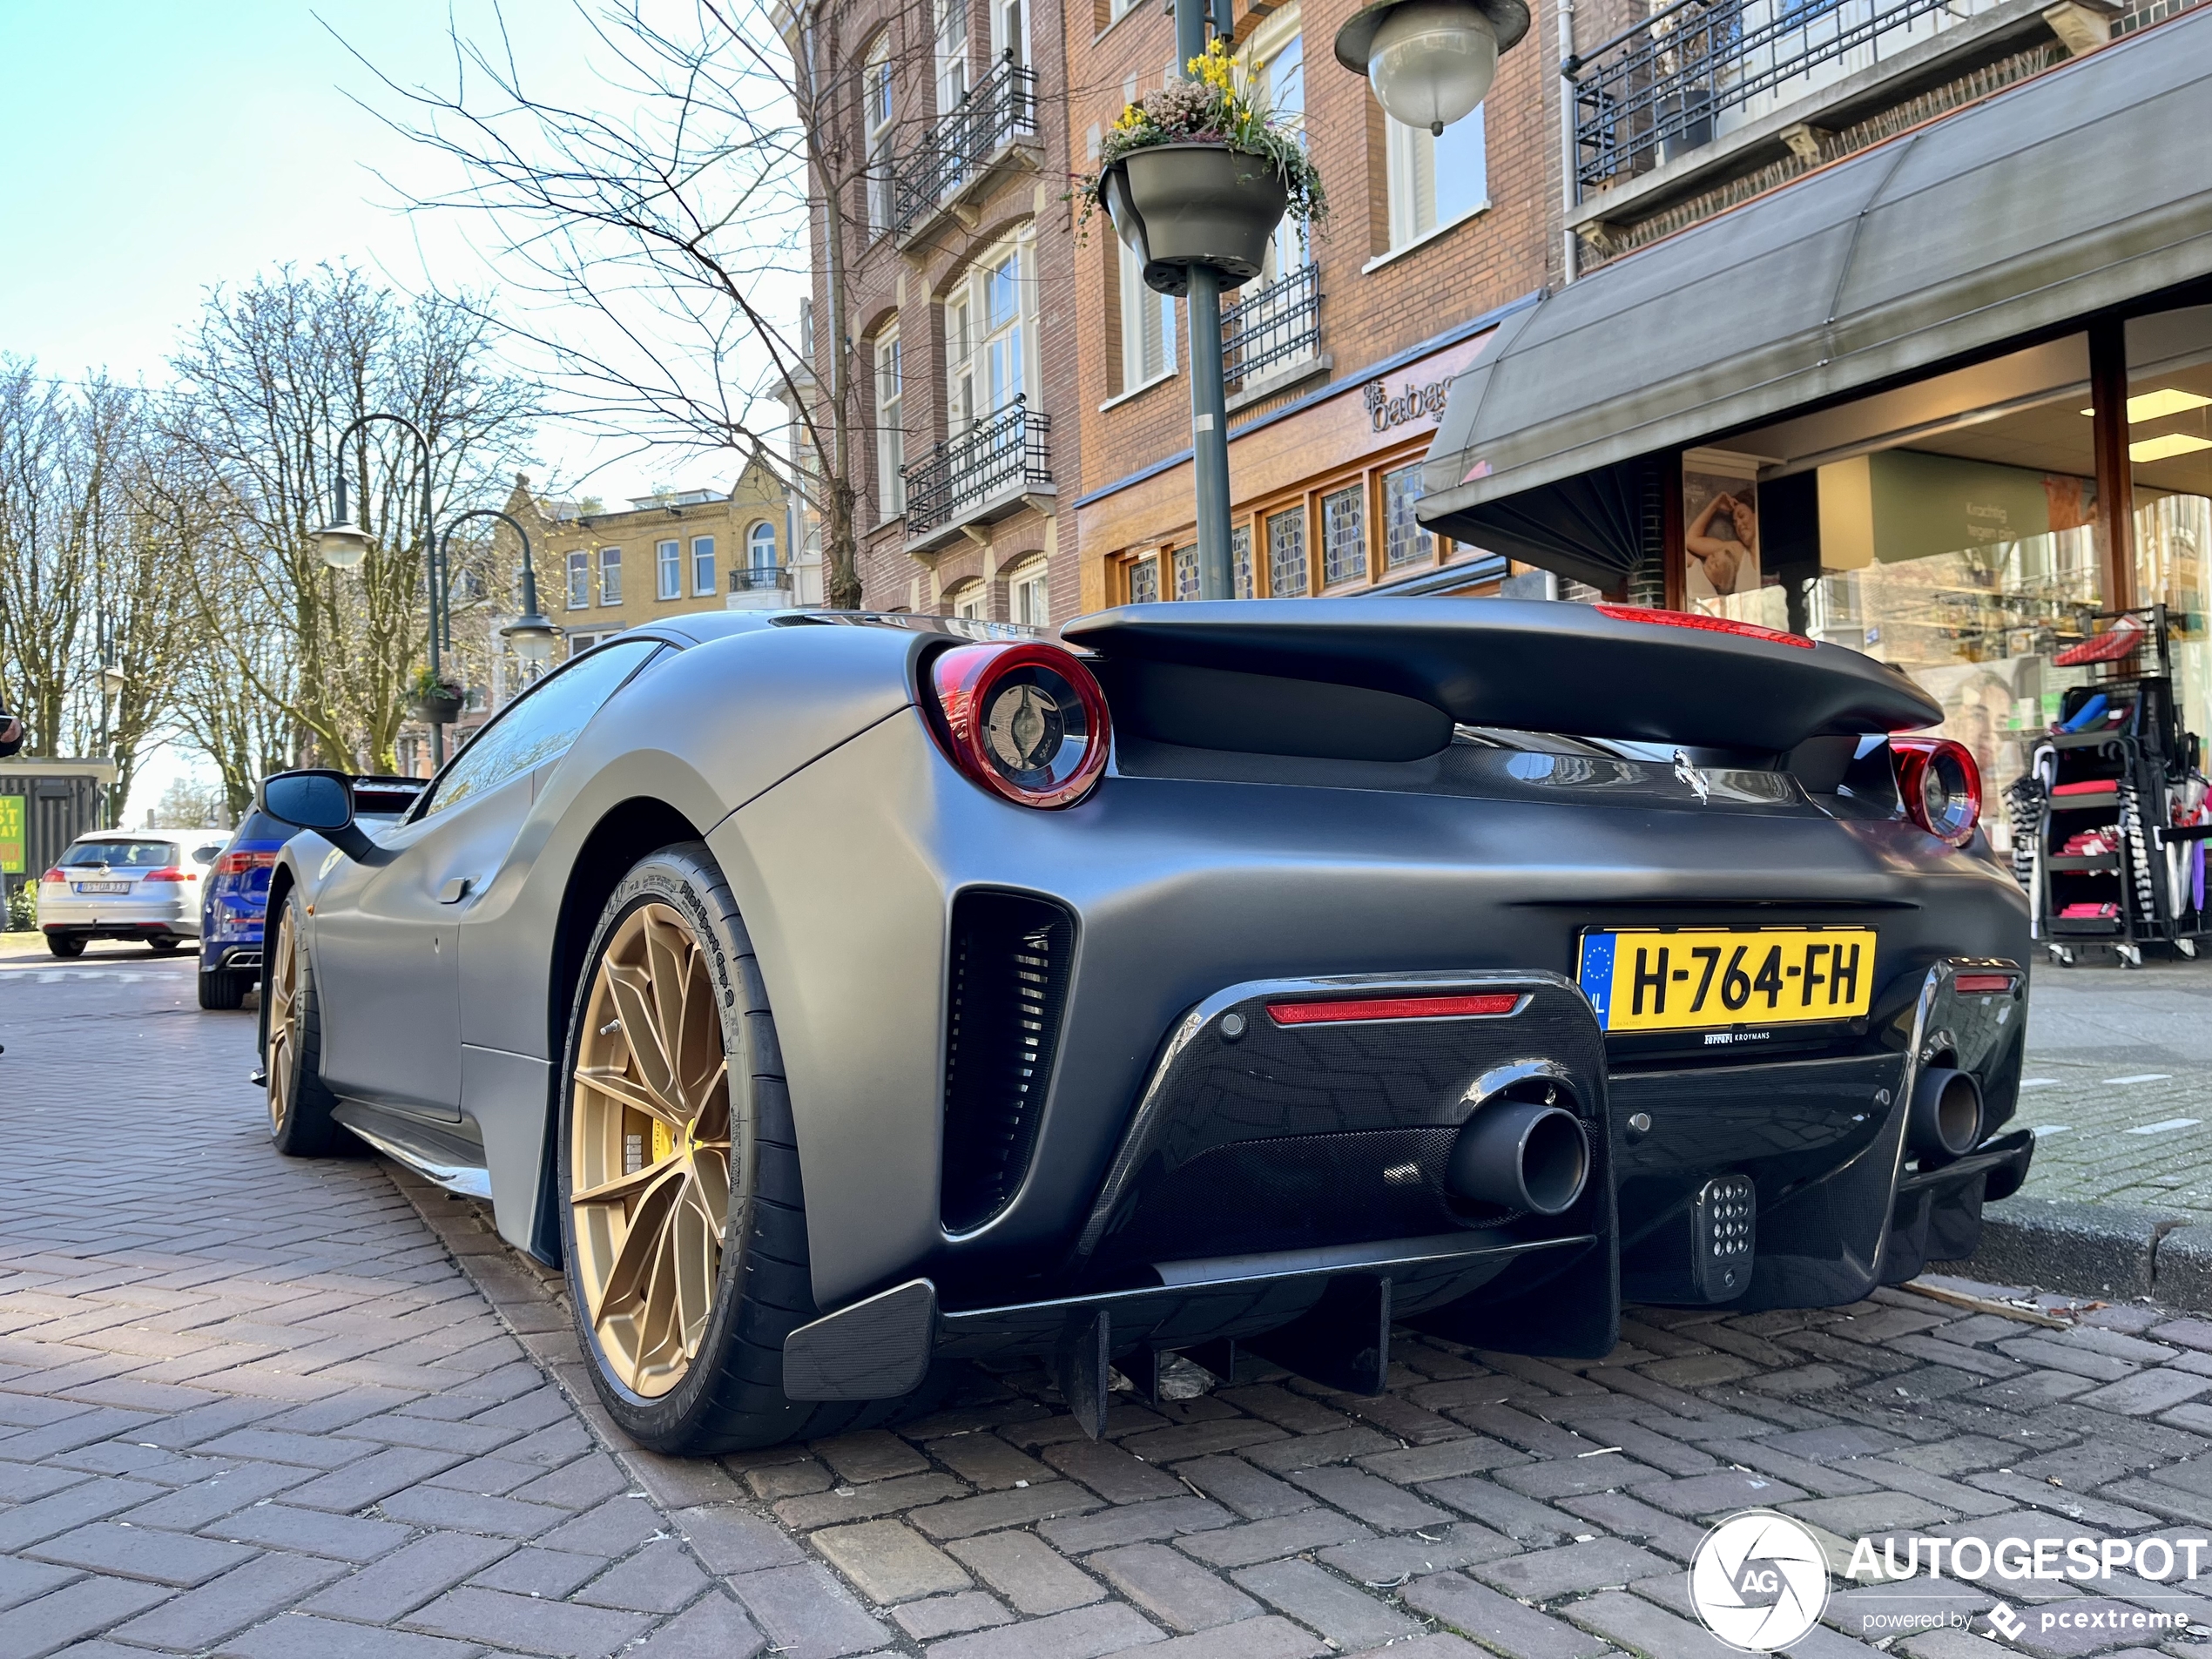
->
1909 1066 1983 1160
1447 1097 1590 1217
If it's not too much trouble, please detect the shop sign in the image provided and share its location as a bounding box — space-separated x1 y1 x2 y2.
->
1363 373 1452 434
0 795 21 875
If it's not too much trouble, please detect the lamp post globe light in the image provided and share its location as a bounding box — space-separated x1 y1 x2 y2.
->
1332 0 1528 135
435 508 559 672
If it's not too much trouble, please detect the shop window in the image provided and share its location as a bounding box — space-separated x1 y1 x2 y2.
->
1383 462 1432 569
1008 560 1049 624
2127 306 2212 759
657 539 681 601
1322 485 1366 586
1267 506 1308 597
1129 556 1160 604
566 550 590 610
1232 523 1255 598
597 546 623 606
1120 239 1175 390
877 331 906 515
1172 546 1200 601
692 535 717 596
1386 107 1487 251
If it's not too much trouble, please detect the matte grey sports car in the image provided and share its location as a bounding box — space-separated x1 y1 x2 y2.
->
255 600 2033 1453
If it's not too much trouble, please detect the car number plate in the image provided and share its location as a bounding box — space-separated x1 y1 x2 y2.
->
1578 927 1877 1033
75 881 130 894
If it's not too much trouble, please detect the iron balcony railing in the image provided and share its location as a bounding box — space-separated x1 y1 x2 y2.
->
1568 0 1992 197
901 397 1052 534
892 54 1038 239
728 564 792 593
1222 263 1322 393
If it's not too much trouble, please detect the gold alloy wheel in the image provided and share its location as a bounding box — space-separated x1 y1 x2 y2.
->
570 902 735 1398
266 911 300 1133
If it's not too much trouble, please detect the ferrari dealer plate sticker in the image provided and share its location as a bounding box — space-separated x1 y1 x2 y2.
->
1578 927 1877 1033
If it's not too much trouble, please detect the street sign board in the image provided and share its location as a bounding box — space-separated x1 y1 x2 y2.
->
0 794 23 874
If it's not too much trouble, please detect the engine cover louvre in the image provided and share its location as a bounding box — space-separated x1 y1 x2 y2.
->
941 890 1075 1233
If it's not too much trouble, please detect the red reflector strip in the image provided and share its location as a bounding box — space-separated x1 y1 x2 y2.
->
1267 993 1522 1026
1594 604 1816 649
1952 974 2017 995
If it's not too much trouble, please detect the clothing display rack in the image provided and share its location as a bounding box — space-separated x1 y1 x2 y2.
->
2029 605 2211 967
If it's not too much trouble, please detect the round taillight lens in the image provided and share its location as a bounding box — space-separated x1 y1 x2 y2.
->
1892 738 1982 847
928 643 1111 809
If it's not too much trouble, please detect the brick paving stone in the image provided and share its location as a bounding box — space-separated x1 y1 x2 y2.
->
1137 1615 1331 1658
469 1546 606 1599
624 1593 765 1659
1418 1477 1583 1543
204 1500 415 1561
1319 1522 1523 1586
572 1539 710 1614
0 1575 178 1659
29 1520 260 1588
1089 1541 1264 1631
1399 1571 1615 1659
1177 1507 1374 1568
299 1531 516 1622
949 1528 1107 1614
1244 1426 1398 1473
811 1429 931 1484
0 1554 81 1614
1285 1465 1453 1530
2078 1372 2212 1416
1038 1496 1236 1553
1358 1438 1529 1482
1233 1556 1419 1648
1564 1588 1738 1659
1173 1454 1314 1518
911 1480 1110 1541
741 1453 836 1500
1114 1420 1290 1463
811 1517 971 1603
106 1550 348 1650
895 1588 1015 1638
774 1471 968 1530
536 1494 665 1557
1630 1469 1810 1517
927 1599 1166 1658
0 1478 166 1551
375 1482 570 1537
724 1560 889 1658
403 1584 654 1656
1471 1537 1671 1600
1045 1437 1190 1503
672 1503 806 1574
926 1434 1049 1491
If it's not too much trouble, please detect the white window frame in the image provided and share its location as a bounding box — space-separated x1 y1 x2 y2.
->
990 0 1028 67
1244 9 1308 285
566 550 590 610
1386 105 1489 253
877 329 906 516
864 35 895 236
748 522 779 575
1119 239 1175 393
934 0 968 116
691 534 716 597
947 580 986 620
656 538 681 601
1007 559 1049 625
948 236 1037 432
597 545 622 606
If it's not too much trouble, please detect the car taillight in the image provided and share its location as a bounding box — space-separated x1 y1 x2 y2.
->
1593 604 1817 650
927 642 1111 809
215 850 278 876
41 867 64 884
1892 738 1982 847
143 867 190 883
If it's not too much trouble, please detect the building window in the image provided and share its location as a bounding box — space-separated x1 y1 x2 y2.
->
1128 556 1159 604
865 35 895 236
1382 463 1433 569
948 582 986 619
1120 240 1174 389
1172 545 1200 601
992 0 1027 65
1109 0 1136 22
691 535 716 596
1267 505 1307 597
877 331 906 516
934 0 968 116
566 550 590 610
949 241 1034 432
1008 560 1049 624
1322 485 1366 586
1232 523 1254 598
567 631 604 659
1387 106 1487 249
1250 19 1306 283
748 522 779 575
598 546 622 605
657 539 681 601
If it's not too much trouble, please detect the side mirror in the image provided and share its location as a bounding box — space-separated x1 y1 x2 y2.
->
260 770 374 860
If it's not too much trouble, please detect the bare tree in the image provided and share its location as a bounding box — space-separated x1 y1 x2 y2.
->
0 359 98 758
356 0 915 610
164 265 536 772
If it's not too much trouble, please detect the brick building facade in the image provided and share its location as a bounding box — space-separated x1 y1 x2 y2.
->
800 0 1085 626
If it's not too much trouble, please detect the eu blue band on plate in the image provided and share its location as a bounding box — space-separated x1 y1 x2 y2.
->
1579 932 1615 1026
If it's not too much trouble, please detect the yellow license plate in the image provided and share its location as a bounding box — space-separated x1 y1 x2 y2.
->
1578 927 1877 1032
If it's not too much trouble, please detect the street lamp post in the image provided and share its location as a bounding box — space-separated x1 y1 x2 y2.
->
1177 0 1237 600
314 414 448 765
435 509 560 687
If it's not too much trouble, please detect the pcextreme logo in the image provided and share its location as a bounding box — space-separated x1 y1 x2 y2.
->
1689 1511 1831 1652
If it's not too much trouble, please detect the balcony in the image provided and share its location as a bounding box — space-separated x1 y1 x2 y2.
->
1222 264 1325 413
892 55 1039 245
1567 0 2109 234
901 398 1054 553
726 564 793 611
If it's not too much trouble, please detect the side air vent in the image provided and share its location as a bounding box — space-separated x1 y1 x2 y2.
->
941 890 1075 1233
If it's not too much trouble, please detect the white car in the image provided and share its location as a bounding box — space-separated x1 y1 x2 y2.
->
38 830 229 958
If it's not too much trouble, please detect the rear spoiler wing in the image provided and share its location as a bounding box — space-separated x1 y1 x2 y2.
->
1061 599 1941 756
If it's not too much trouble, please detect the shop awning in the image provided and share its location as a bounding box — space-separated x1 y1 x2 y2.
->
1417 6 2212 585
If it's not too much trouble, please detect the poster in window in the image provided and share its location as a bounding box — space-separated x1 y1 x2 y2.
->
1683 461 1762 602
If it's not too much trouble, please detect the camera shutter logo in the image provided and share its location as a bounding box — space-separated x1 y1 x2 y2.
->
1689 1510 1830 1651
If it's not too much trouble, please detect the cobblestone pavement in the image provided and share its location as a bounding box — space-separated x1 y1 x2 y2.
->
2012 958 2212 1217
22 951 2212 1659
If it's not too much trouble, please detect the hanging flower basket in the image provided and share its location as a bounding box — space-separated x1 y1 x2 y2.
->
407 689 464 725
1078 37 1323 297
1103 144 1291 296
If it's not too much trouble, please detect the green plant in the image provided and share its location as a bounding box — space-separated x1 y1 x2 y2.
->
1076 38 1326 233
409 664 463 702
7 880 36 933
